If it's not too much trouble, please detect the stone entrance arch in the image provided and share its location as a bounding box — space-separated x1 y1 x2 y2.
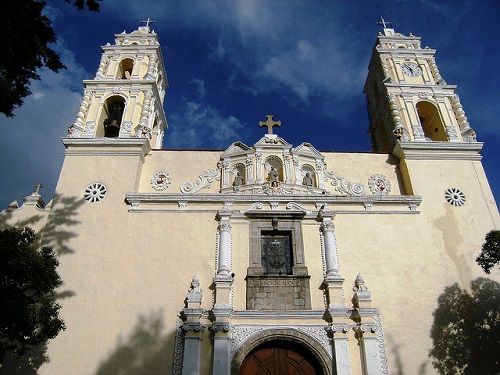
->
231 328 333 375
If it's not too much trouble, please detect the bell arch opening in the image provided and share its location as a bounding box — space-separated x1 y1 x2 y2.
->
416 101 447 141
232 328 333 375
117 58 134 79
100 96 125 138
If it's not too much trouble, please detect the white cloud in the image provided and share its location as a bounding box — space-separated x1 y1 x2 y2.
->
0 43 88 208
166 102 245 149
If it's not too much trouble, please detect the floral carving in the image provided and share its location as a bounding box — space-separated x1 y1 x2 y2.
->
150 170 172 191
368 174 391 195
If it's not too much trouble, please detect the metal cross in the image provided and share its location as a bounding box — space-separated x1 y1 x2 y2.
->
259 115 281 135
377 17 392 29
141 18 156 27
34 183 43 194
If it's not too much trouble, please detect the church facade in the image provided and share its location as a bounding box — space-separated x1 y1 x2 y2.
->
2 24 499 375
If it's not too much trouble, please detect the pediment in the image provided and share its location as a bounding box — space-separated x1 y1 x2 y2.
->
222 141 252 157
292 142 324 159
254 135 291 149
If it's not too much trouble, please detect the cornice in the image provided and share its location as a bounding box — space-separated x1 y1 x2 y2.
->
392 141 483 161
62 137 151 157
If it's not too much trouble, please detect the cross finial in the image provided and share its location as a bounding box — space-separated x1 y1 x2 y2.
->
377 17 392 29
259 115 281 135
140 18 155 28
34 183 43 194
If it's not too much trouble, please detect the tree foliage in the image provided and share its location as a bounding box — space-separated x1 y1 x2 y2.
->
0 0 100 117
0 227 65 367
476 230 500 274
429 278 500 375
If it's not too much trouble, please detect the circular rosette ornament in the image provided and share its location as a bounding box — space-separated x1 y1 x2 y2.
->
84 182 107 203
445 188 465 207
368 174 391 195
151 170 172 191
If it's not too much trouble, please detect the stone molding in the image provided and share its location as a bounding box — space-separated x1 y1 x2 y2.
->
392 141 483 161
62 137 151 158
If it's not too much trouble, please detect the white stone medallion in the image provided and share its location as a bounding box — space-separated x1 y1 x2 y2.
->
150 170 172 191
368 174 391 195
84 182 107 203
445 187 466 207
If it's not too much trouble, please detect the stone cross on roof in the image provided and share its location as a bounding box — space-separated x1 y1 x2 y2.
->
141 18 155 28
377 17 392 29
259 115 281 135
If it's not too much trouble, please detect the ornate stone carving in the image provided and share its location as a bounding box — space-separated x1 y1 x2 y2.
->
84 182 107 203
180 167 221 193
150 170 172 191
368 174 391 195
243 202 264 212
218 222 232 233
230 326 265 354
374 313 389 375
445 188 466 207
186 275 203 305
353 274 369 293
171 320 184 375
393 124 410 141
324 169 365 196
387 94 403 134
286 202 309 213
429 58 444 84
82 121 96 138
450 94 472 134
118 121 133 137
269 202 279 210
295 326 332 358
178 201 188 209
445 125 460 141
462 129 477 143
136 125 152 139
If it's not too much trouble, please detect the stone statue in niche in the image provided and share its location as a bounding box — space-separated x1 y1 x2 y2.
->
233 171 244 186
104 102 125 137
268 167 279 187
302 172 313 187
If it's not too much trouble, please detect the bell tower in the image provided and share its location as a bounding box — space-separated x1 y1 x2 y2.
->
364 19 477 153
67 21 168 149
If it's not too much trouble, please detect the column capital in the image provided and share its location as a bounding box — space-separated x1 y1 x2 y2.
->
318 209 335 221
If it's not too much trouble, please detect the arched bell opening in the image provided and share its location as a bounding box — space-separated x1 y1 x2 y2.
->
100 96 125 138
301 164 317 187
265 155 284 185
416 101 447 141
232 163 246 186
116 58 134 79
232 328 333 375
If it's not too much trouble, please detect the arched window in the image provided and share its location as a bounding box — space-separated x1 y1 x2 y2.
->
117 58 134 79
102 96 125 138
416 101 447 141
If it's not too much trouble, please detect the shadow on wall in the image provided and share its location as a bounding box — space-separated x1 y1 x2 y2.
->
0 193 84 373
429 278 500 375
95 311 176 375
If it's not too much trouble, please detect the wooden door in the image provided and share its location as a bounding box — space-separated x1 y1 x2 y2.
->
240 343 320 375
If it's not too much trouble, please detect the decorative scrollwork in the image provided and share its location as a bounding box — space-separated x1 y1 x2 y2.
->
324 169 365 196
180 168 221 193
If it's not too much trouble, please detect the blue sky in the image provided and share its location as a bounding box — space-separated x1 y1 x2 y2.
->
0 0 499 209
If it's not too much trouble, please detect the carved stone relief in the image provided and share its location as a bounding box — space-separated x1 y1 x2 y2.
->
180 167 221 193
150 170 172 191
368 174 391 195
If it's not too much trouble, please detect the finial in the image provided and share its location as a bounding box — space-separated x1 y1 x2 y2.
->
259 114 281 135
140 18 155 28
377 17 392 29
34 183 43 195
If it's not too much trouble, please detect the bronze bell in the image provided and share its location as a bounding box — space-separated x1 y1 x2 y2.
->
104 102 124 138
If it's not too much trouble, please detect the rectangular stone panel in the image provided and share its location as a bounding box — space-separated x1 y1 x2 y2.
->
246 275 311 310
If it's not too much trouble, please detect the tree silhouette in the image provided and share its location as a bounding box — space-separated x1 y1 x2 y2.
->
0 0 100 117
429 278 500 374
0 227 65 370
476 230 500 274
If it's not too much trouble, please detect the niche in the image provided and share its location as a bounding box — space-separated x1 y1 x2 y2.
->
232 163 246 186
301 164 317 187
102 96 125 138
264 155 284 184
416 101 447 141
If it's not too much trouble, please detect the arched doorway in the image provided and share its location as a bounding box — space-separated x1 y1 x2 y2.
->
239 340 323 375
